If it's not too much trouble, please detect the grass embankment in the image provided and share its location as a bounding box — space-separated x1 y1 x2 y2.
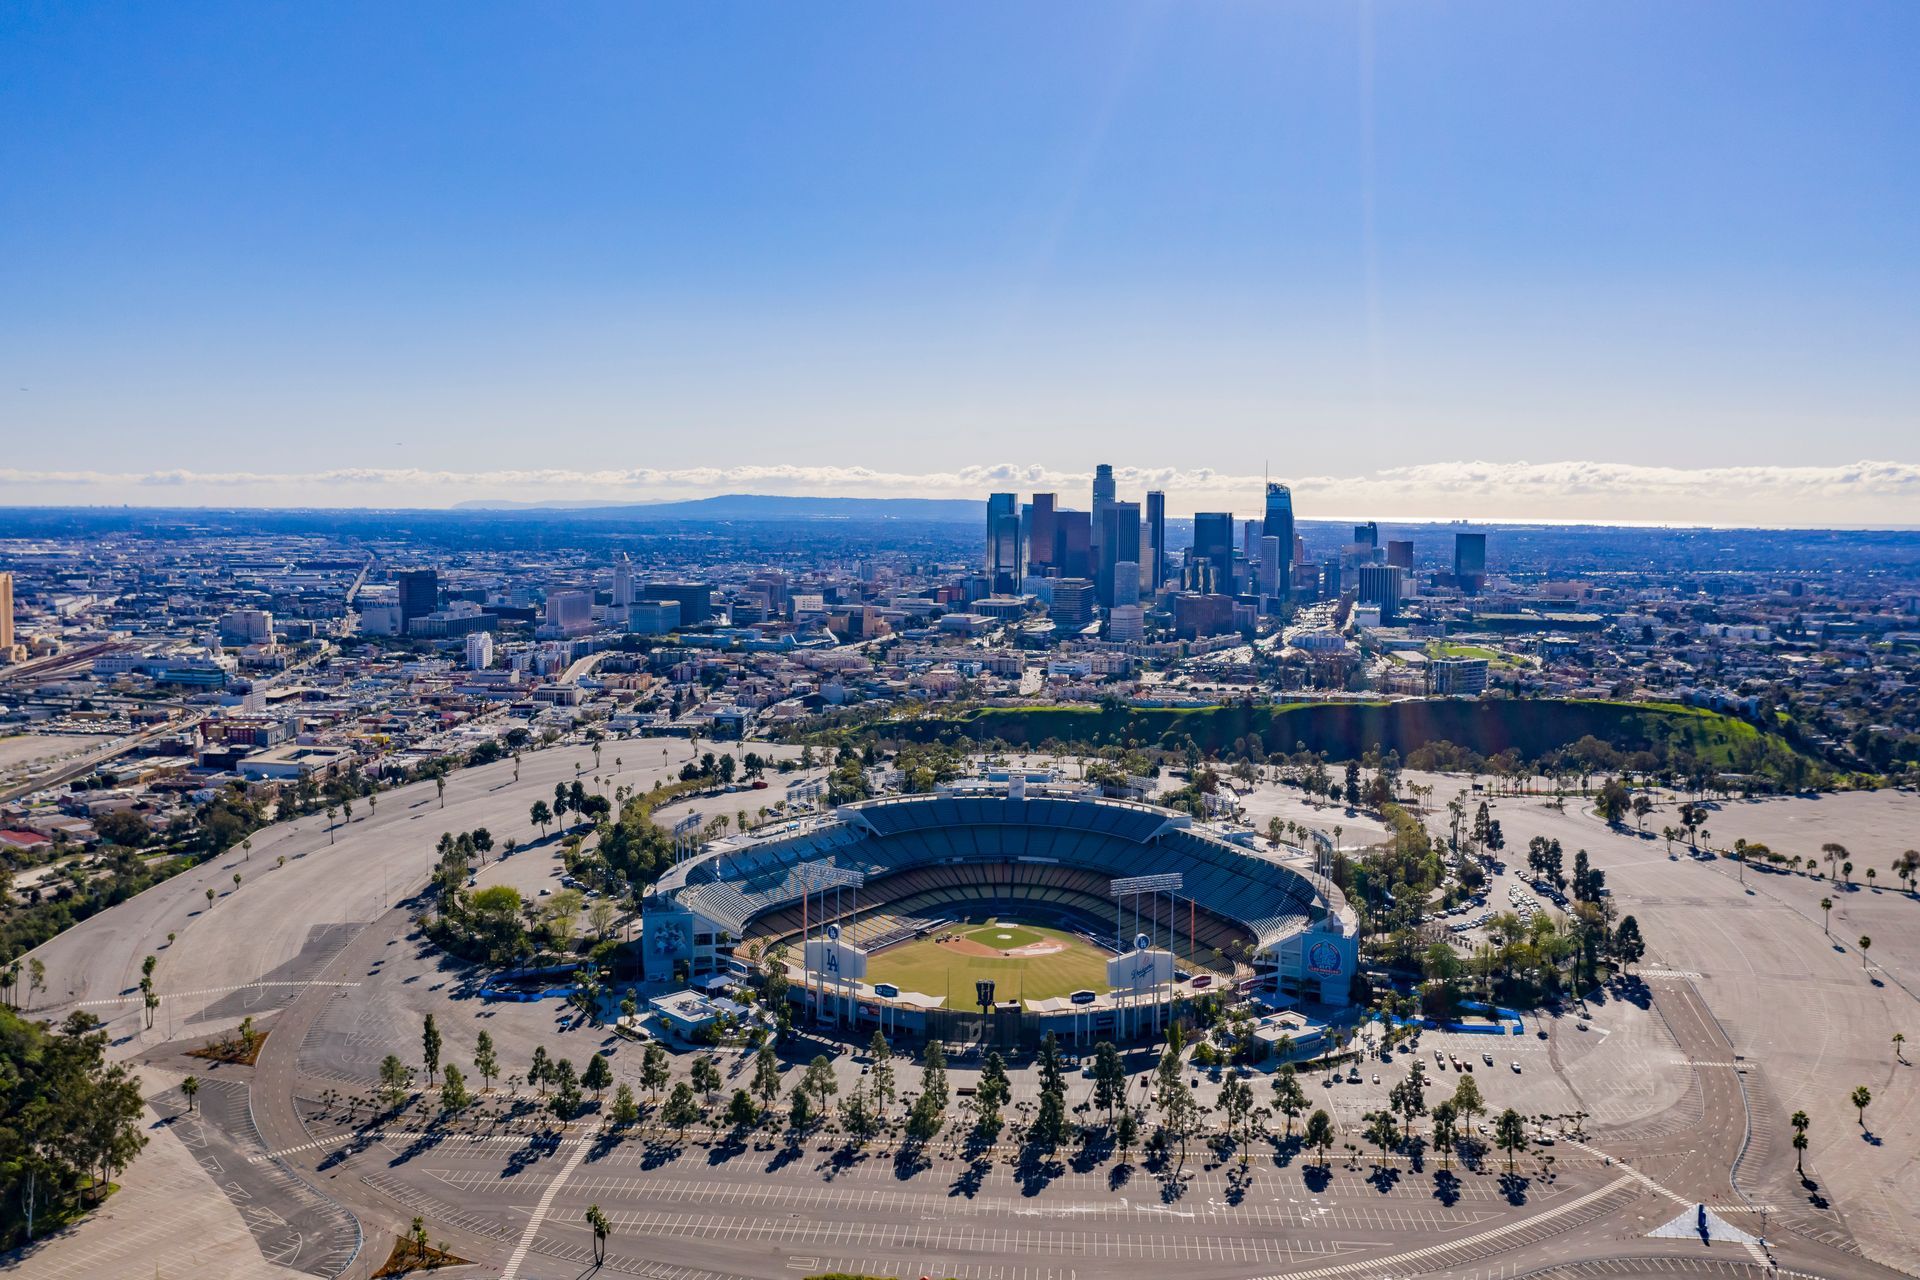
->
877 698 1811 778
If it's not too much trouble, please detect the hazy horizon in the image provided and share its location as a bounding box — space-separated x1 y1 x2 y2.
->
2 482 1917 532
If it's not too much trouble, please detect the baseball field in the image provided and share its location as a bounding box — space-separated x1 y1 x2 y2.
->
865 918 1113 1004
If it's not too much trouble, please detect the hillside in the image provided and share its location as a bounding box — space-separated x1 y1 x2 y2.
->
876 698 1814 782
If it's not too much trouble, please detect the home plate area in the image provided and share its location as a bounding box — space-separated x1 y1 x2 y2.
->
938 921 1070 957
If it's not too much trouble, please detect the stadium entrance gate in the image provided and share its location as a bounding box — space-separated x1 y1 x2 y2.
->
923 1004 1027 1051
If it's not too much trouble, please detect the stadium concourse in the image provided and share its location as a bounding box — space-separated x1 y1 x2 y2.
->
642 777 1362 1045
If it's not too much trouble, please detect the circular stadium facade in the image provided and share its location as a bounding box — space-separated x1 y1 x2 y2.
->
643 781 1359 1043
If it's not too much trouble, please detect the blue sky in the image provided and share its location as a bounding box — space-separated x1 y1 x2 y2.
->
2 2 1917 521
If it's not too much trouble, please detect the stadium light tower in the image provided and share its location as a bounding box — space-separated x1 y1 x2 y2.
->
1110 873 1184 1036
797 862 865 1027
1110 873 1184 953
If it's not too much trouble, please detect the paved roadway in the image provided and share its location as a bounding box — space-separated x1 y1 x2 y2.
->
1447 783 1920 1276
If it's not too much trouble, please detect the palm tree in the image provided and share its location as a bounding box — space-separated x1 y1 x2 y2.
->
1822 842 1848 881
181 1076 200 1112
1820 896 1833 935
1892 1032 1906 1065
1850 1084 1872 1129
1790 1109 1809 1176
1858 935 1872 970
585 1204 610 1265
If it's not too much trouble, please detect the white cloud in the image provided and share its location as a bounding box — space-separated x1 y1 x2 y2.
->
1 459 1916 526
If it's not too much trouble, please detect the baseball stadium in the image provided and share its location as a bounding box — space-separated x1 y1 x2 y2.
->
642 777 1358 1044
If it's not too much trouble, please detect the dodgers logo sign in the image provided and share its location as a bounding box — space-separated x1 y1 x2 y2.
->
1307 940 1344 977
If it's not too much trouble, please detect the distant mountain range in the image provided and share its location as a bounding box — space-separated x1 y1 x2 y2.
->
453 493 987 522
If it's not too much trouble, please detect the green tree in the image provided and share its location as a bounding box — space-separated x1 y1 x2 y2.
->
726 1088 758 1129
801 1054 838 1116
969 1050 1010 1140
692 1054 723 1102
473 1030 499 1092
663 1081 701 1135
611 1082 640 1127
753 1041 783 1107
529 1045 551 1095
841 1079 878 1141
1272 1063 1308 1139
641 1042 670 1098
1494 1108 1527 1171
440 1063 471 1111
1611 915 1646 969
1452 1074 1485 1134
1114 1108 1139 1161
421 1014 442 1084
1220 1076 1255 1161
1363 1109 1401 1169
1431 1100 1459 1172
868 1031 896 1120
1091 1041 1127 1125
549 1058 582 1120
379 1053 412 1108
582 1052 613 1102
907 1040 947 1141
1304 1108 1336 1168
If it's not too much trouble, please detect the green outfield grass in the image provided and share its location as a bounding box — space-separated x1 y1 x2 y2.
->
867 918 1112 1004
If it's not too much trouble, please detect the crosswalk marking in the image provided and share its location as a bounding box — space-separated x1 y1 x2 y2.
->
499 1135 589 1280
1245 1176 1637 1280
74 979 361 1008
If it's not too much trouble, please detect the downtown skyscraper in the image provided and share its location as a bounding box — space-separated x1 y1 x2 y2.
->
1263 482 1295 602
